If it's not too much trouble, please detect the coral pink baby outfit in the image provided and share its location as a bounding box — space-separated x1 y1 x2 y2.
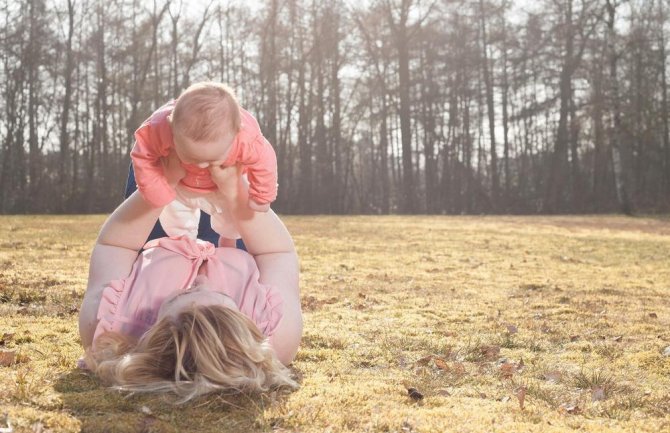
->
131 100 278 208
76 236 283 370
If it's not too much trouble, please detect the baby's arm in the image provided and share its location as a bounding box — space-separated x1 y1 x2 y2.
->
130 108 178 208
245 135 277 212
224 110 278 212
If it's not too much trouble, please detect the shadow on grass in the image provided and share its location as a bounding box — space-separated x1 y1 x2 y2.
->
53 367 299 433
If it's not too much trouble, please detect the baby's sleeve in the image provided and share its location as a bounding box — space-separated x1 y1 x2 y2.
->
242 134 278 205
226 110 278 205
130 111 177 208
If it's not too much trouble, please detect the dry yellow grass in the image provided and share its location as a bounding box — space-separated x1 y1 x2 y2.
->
1 215 669 433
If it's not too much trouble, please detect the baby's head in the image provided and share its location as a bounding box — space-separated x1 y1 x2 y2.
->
170 82 241 168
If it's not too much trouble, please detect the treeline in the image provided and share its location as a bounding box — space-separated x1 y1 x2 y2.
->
1 0 669 214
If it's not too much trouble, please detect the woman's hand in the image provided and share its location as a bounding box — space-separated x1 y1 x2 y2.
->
161 149 186 188
209 163 245 203
210 163 271 212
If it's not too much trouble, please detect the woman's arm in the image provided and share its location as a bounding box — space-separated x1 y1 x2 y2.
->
79 191 166 348
208 164 295 257
79 152 185 348
209 164 302 365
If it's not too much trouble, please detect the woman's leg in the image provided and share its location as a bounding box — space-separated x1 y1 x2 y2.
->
124 163 220 245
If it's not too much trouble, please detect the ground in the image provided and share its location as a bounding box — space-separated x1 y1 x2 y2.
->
0 215 669 433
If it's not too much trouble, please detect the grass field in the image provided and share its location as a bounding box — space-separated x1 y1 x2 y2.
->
1 215 669 433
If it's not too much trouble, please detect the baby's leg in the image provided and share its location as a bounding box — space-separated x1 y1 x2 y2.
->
158 189 201 239
176 188 241 246
210 211 240 247
192 196 240 245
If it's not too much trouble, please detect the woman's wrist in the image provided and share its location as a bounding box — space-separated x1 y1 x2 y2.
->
219 179 255 220
97 191 165 252
209 165 250 211
208 164 294 255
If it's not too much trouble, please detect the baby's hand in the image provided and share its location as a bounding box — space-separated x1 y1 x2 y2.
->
248 198 270 212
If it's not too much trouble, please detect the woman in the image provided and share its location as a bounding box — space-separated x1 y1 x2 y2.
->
77 151 302 403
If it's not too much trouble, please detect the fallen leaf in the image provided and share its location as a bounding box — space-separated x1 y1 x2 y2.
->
559 403 582 415
499 363 516 379
451 362 466 375
515 386 526 410
591 386 606 402
434 358 449 371
415 355 433 366
407 387 424 401
414 366 429 376
1 333 15 345
0 350 15 367
401 420 414 432
15 353 30 364
138 416 156 431
267 390 279 406
301 296 321 312
0 413 12 433
505 324 518 334
480 345 500 360
140 405 152 415
543 370 562 383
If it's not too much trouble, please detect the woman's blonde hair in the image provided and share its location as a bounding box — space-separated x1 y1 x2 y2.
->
83 304 297 404
171 82 242 142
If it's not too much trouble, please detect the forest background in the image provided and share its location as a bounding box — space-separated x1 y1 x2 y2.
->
1 0 668 215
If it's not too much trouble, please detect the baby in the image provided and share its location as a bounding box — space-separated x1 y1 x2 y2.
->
130 82 277 243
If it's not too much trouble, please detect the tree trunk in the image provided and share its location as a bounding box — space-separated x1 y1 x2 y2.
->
58 0 76 208
606 0 634 214
545 0 574 213
662 0 670 199
385 0 416 213
27 0 44 205
501 15 511 206
479 0 498 209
